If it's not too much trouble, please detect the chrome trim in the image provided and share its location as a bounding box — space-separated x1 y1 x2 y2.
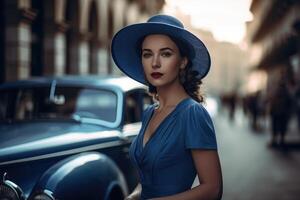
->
0 139 132 165
113 88 123 127
43 189 55 198
0 177 24 200
2 172 7 182
0 130 121 156
30 189 55 200
49 79 57 102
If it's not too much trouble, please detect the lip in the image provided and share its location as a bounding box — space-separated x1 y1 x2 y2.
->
151 72 163 79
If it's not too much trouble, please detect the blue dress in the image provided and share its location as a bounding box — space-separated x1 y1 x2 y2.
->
129 98 217 199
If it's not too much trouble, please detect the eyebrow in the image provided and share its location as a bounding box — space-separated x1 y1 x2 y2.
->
142 47 174 52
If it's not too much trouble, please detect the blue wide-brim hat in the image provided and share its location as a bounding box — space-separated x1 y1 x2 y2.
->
111 14 211 84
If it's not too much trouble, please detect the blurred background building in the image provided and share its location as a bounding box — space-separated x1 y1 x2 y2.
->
0 0 165 83
0 0 253 100
246 0 300 97
245 0 300 134
1 0 299 104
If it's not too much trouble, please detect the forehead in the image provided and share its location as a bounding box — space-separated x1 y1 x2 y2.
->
142 34 178 49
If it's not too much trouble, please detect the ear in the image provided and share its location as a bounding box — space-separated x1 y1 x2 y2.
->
180 57 188 69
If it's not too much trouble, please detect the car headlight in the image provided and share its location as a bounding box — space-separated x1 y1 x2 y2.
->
0 173 24 200
29 190 55 200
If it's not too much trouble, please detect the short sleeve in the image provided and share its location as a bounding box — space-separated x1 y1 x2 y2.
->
184 103 217 150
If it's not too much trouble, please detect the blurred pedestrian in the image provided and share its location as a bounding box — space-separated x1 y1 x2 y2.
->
269 80 292 147
295 86 300 132
245 92 260 131
112 14 222 200
228 91 237 121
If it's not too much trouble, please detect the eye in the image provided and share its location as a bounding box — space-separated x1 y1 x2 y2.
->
161 51 172 57
142 52 152 58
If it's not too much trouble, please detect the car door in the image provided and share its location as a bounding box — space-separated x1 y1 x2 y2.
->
113 89 152 192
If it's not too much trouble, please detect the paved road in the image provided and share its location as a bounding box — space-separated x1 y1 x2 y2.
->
213 109 300 200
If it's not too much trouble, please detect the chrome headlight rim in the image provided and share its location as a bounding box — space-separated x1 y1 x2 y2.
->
0 172 24 200
29 189 55 200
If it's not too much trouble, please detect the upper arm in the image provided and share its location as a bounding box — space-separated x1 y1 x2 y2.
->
191 150 223 198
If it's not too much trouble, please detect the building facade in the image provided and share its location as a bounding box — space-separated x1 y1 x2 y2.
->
0 0 165 83
246 0 300 96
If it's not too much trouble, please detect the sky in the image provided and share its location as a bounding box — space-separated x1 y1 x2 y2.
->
163 0 253 44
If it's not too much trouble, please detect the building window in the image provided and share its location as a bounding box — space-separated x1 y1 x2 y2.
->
98 48 108 74
55 33 66 75
18 23 31 79
79 42 89 74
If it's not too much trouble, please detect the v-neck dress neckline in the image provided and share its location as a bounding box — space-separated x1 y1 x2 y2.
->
141 97 191 150
128 97 218 199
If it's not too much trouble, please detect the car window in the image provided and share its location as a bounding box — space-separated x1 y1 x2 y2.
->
143 93 153 110
0 86 117 123
15 90 34 120
0 90 14 120
124 91 152 124
125 92 140 124
74 89 117 122
0 89 37 121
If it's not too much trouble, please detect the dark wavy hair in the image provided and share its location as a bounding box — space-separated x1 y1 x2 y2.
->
146 35 204 103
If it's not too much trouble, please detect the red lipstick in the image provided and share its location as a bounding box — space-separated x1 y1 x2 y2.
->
151 72 163 79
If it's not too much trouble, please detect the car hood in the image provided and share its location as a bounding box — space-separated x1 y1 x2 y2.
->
0 121 121 163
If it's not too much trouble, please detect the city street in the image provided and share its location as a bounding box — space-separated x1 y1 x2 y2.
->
214 108 300 200
1 0 300 199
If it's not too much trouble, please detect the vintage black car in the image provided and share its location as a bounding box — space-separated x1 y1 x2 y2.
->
0 75 151 200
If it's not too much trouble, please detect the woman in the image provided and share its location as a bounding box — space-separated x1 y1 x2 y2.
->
111 14 222 200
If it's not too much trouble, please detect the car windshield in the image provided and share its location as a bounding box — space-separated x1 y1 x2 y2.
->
0 86 117 123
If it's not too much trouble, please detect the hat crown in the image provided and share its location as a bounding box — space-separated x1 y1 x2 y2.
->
147 14 184 29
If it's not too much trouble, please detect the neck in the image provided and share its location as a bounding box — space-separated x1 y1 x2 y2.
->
156 79 189 108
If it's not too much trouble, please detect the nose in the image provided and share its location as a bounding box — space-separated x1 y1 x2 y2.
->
152 54 161 69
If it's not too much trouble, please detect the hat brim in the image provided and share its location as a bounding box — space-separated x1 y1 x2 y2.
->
111 22 211 84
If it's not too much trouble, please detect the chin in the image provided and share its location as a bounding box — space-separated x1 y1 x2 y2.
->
148 79 164 87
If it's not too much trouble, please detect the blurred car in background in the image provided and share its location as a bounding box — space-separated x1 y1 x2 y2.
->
0 75 151 200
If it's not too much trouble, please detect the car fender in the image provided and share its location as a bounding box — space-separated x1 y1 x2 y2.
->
28 152 128 200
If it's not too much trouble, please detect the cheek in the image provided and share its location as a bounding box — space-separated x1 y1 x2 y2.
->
166 60 181 73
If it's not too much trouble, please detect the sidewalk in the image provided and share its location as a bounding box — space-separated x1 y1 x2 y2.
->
214 108 300 200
